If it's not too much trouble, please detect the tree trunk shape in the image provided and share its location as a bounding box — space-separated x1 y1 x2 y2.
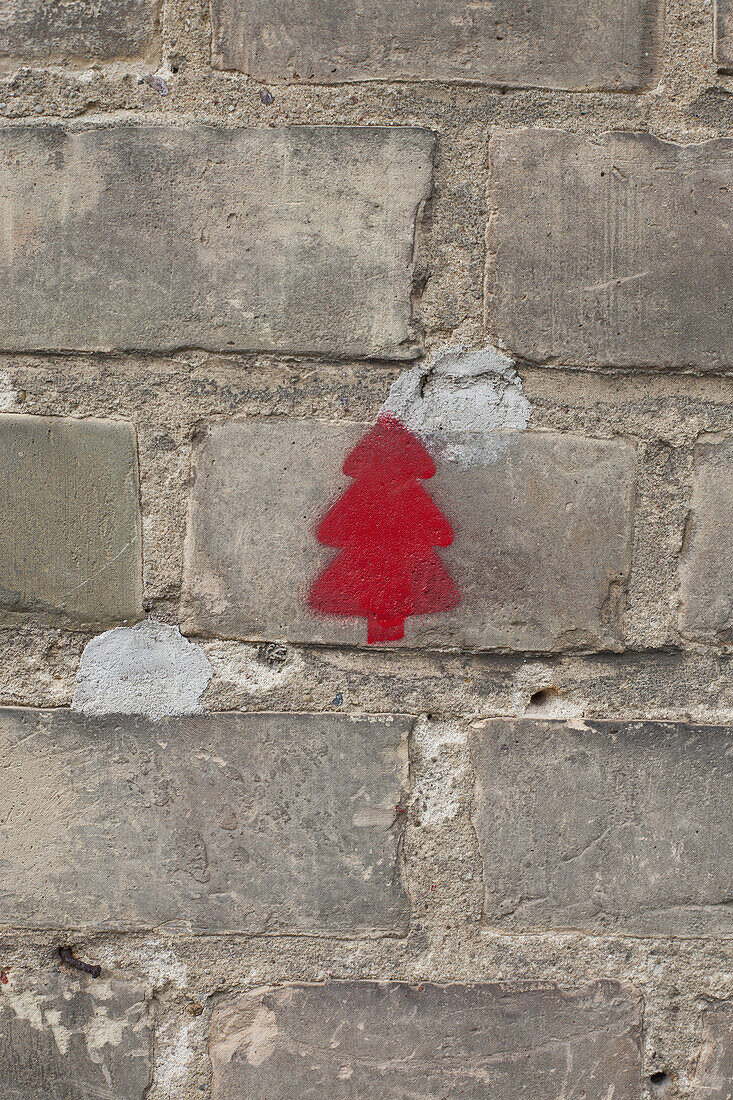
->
309 415 460 644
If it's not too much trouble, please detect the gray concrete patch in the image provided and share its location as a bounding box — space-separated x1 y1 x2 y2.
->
487 130 733 370
180 418 634 652
0 414 142 628
0 709 411 933
0 123 433 359
470 719 733 936
0 970 151 1099
0 0 160 65
210 980 642 1099
210 0 660 90
380 344 531 467
72 619 213 719
680 437 733 641
691 1001 733 1098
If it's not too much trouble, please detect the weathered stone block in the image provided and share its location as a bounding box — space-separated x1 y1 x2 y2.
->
0 414 142 626
0 124 433 358
0 709 410 933
716 0 733 67
0 0 159 64
0 971 151 1100
180 419 634 652
691 1001 733 1099
210 980 642 1099
487 130 733 369
471 719 733 935
680 438 733 640
210 0 660 91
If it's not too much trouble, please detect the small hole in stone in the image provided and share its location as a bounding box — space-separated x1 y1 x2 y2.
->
648 1071 673 1097
528 687 559 709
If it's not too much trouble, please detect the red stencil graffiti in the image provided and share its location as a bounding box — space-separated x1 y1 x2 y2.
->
309 415 461 644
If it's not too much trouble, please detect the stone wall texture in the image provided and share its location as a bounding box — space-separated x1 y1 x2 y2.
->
0 0 731 1096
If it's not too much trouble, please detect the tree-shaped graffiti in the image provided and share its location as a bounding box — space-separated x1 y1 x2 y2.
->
309 415 460 644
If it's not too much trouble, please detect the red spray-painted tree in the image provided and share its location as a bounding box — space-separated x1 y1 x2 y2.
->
309 415 460 644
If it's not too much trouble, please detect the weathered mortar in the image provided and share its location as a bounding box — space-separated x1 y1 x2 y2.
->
0 0 732 1095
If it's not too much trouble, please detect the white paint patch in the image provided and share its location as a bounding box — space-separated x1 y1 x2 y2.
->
72 619 213 720
1 982 44 1033
380 344 530 467
0 974 145 1064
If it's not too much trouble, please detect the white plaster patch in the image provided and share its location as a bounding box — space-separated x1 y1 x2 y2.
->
203 641 303 696
411 718 469 827
152 1014 198 1094
380 344 530 467
138 943 189 990
0 371 20 410
72 619 213 720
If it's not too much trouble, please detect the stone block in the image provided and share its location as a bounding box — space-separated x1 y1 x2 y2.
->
0 0 159 64
210 0 660 90
470 719 733 935
210 980 642 1099
716 0 733 67
692 1001 733 1099
487 130 733 369
0 709 410 934
0 971 151 1100
0 414 142 626
680 438 733 640
180 419 634 652
0 123 433 358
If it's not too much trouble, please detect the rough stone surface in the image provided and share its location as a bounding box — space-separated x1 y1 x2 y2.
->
0 971 151 1100
0 708 410 933
210 0 660 90
2 0 732 1087
0 124 433 358
691 1001 733 1098
716 0 733 66
0 0 160 66
471 719 733 936
72 619 213 719
210 980 643 1099
0 414 142 627
181 418 634 652
487 130 733 370
680 438 733 641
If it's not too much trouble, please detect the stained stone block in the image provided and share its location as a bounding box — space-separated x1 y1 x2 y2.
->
680 438 733 640
210 0 660 91
0 123 433 358
691 1001 733 1099
716 0 733 67
0 414 142 626
0 972 151 1100
487 130 733 369
180 419 635 652
210 980 643 1099
0 709 410 934
471 719 733 935
0 0 159 64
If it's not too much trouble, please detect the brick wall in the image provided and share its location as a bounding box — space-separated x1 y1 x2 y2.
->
0 0 731 1097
